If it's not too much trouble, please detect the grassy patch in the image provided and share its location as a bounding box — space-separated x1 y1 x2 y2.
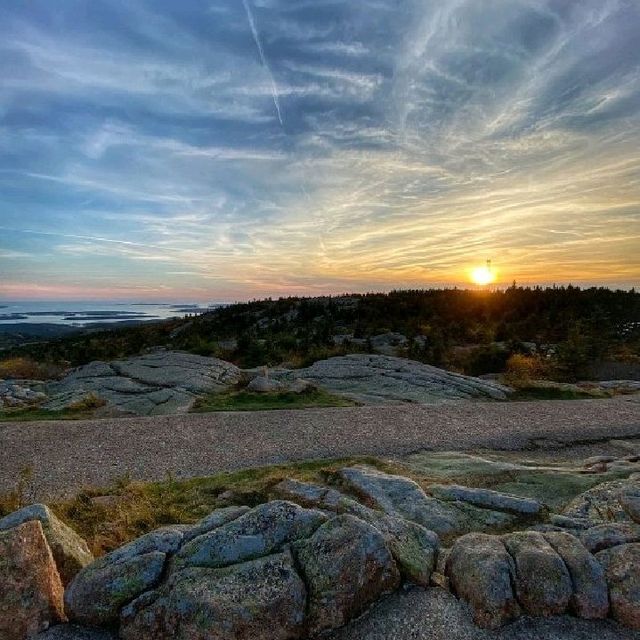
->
191 387 356 412
0 406 98 422
509 385 609 401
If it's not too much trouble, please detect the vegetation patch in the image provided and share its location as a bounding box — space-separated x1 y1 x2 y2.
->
0 356 66 380
191 387 356 412
508 385 610 401
0 405 99 422
6 288 639 378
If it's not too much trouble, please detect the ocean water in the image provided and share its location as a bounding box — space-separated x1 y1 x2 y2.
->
0 301 220 326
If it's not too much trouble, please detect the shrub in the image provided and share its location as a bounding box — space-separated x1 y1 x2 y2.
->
67 392 107 411
503 353 549 387
0 357 65 380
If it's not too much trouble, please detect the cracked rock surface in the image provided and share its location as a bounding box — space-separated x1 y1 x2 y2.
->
44 351 241 416
275 354 512 404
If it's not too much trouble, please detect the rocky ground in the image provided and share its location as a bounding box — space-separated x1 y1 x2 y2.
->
328 587 639 640
43 350 242 416
1 351 516 416
274 353 512 403
3 350 639 417
2 445 640 639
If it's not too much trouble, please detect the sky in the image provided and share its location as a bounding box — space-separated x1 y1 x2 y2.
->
0 0 639 301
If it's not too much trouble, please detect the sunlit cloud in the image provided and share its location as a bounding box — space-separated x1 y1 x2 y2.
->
0 0 638 300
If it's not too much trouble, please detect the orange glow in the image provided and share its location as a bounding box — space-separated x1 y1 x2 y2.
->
470 264 495 286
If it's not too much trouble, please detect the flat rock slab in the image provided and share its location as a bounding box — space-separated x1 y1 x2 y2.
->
327 587 639 640
36 625 116 640
275 354 512 404
45 351 241 416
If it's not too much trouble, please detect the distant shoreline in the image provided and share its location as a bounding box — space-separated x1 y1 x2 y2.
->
0 301 222 328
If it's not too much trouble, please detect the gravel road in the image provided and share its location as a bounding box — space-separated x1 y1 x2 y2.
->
1 397 639 499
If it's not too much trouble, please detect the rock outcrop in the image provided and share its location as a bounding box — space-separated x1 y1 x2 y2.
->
175 501 327 569
446 532 520 628
275 354 512 404
447 530 612 629
0 521 66 640
45 350 241 416
337 466 540 538
0 379 47 409
58 498 430 639
4 458 640 639
64 526 187 626
271 478 439 586
120 551 307 640
0 504 93 585
596 543 640 629
503 531 573 616
544 530 609 619
293 515 400 635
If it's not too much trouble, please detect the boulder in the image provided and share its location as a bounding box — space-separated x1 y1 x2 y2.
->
620 486 640 523
563 477 640 524
0 521 66 639
246 376 283 393
446 532 520 629
272 478 438 586
293 514 400 635
288 379 315 394
64 526 185 626
338 466 465 537
272 478 352 511
503 531 572 617
543 531 609 619
0 503 93 585
428 484 544 517
181 505 251 543
120 551 307 640
596 543 640 629
36 625 117 640
580 522 640 553
176 500 327 568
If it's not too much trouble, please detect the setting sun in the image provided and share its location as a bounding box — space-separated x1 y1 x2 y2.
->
470 262 495 286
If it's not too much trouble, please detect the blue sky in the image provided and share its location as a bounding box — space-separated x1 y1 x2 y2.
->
0 0 639 300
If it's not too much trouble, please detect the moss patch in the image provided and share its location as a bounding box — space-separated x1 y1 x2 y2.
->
191 387 356 412
402 450 633 510
0 406 98 422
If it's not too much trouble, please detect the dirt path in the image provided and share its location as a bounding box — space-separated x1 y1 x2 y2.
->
1 397 639 499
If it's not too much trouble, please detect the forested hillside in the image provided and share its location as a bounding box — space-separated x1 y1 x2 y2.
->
5 286 639 380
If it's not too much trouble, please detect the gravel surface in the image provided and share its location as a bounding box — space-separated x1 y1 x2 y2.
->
328 587 639 640
0 397 638 499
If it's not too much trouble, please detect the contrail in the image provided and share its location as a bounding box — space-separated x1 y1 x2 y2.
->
242 0 284 126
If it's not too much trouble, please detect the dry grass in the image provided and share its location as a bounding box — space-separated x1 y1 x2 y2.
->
502 353 551 387
67 392 107 411
0 357 66 381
